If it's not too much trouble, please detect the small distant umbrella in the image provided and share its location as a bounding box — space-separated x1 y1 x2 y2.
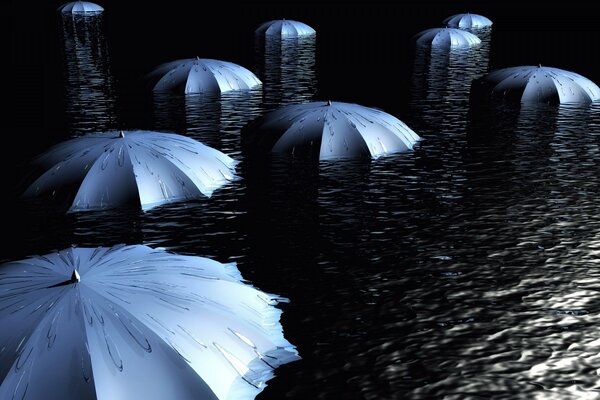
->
243 101 420 160
148 58 261 95
58 1 104 14
472 65 600 104
255 19 316 38
443 13 493 29
0 245 299 400
415 28 481 49
24 130 237 212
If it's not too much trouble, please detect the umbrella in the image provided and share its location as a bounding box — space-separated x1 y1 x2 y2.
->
147 58 261 95
414 28 481 49
58 1 104 14
255 19 316 38
23 130 238 212
472 65 600 104
243 101 420 160
443 13 493 29
0 245 299 400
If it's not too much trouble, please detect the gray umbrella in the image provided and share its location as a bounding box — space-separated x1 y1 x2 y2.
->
443 13 493 30
415 28 481 49
243 101 420 160
23 130 237 212
0 245 298 400
255 19 316 38
472 65 600 104
148 58 261 95
58 1 104 14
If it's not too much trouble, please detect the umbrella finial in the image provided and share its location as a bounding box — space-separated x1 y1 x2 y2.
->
119 130 125 138
71 269 80 283
327 100 332 106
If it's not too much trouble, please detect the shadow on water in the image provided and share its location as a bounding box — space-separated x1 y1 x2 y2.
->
152 91 262 158
255 36 317 111
60 14 118 135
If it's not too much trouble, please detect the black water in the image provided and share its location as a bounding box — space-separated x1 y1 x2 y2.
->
8 1 600 398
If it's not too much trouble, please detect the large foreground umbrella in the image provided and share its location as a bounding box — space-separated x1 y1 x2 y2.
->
24 130 237 212
58 1 104 14
415 28 481 49
472 65 600 104
0 245 299 399
255 19 316 38
243 101 420 160
148 58 261 95
443 13 493 29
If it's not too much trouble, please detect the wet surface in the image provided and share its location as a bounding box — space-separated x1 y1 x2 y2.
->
6 5 600 399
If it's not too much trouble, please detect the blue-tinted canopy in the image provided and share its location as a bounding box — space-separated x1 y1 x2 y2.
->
443 13 493 29
255 19 316 38
58 1 103 14
243 101 420 160
24 130 238 212
0 245 299 400
473 66 600 104
415 28 481 49
148 58 261 95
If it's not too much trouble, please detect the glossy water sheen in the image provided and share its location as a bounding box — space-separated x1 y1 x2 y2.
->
7 11 600 400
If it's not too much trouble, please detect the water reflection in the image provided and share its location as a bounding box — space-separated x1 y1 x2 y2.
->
152 91 262 157
255 37 317 111
60 14 118 135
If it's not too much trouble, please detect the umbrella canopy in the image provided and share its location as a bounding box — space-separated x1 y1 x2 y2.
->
0 245 299 400
148 58 261 95
243 101 420 160
23 130 238 212
58 1 104 14
472 65 600 104
443 13 493 29
255 19 316 38
415 28 481 49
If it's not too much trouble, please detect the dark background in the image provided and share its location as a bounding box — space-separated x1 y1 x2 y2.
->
6 2 600 398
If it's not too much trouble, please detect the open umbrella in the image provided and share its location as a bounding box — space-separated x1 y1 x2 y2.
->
255 19 316 38
148 58 261 95
243 101 420 160
472 65 600 104
0 245 299 400
443 13 493 29
414 28 481 49
23 130 237 212
58 1 104 14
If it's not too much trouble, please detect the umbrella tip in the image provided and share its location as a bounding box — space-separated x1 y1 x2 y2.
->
327 100 332 106
71 269 80 283
119 130 125 138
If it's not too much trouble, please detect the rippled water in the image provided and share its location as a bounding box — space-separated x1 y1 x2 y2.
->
8 13 600 400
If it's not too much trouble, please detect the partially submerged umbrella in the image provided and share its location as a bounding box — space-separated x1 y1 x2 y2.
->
24 130 238 212
255 19 316 38
148 58 261 95
243 101 420 160
58 1 104 14
415 28 481 49
443 13 493 29
472 65 600 104
0 245 299 400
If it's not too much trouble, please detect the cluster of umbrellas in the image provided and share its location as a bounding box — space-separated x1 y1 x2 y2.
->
3 3 600 400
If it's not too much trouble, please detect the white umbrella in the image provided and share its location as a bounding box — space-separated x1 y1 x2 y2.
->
255 19 316 38
24 130 238 212
148 58 261 95
0 245 299 399
473 65 600 104
443 13 493 29
414 28 481 49
243 101 420 160
58 1 104 14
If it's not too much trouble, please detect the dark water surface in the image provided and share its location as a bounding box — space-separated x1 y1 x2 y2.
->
7 1 600 398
